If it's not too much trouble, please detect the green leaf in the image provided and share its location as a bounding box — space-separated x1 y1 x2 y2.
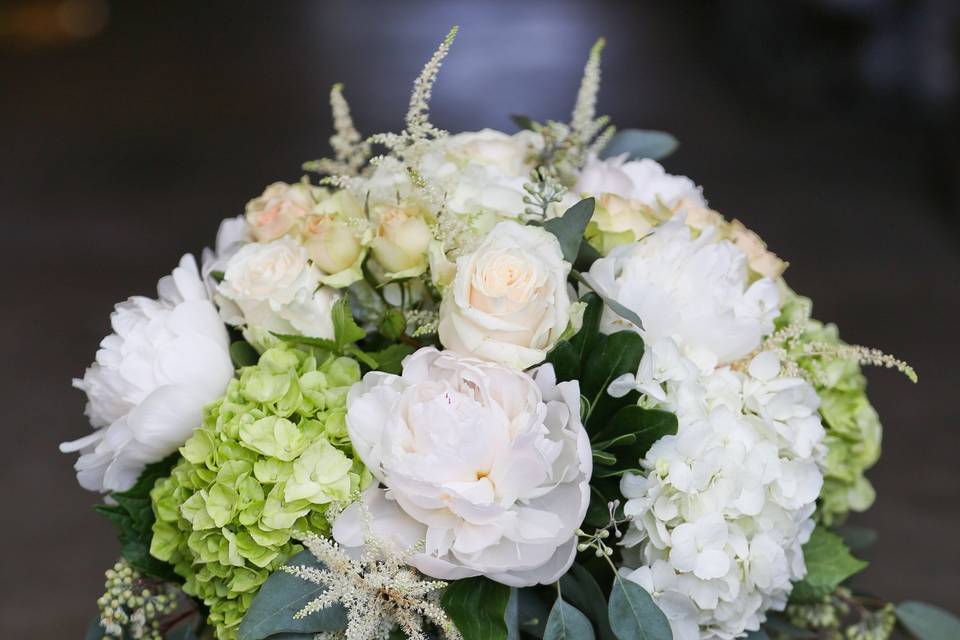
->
896 601 960 640
568 293 603 364
368 343 416 375
95 454 180 581
546 340 581 383
832 524 878 552
378 308 407 340
580 331 645 427
560 564 615 640
591 406 677 476
441 576 512 640
600 129 678 161
230 340 260 368
790 528 867 603
511 114 536 130
743 629 770 640
331 297 366 350
273 333 338 352
238 550 347 640
542 198 595 263
608 574 672 640
544 598 595 640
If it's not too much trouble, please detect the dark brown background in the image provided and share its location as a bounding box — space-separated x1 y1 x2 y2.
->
1 1 958 636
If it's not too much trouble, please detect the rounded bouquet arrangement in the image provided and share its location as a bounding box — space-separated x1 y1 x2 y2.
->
62 27 956 640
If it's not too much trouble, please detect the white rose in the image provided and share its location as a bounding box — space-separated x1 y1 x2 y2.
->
333 348 592 587
60 255 234 492
438 221 572 369
444 128 540 177
217 237 339 339
575 155 705 209
586 216 780 368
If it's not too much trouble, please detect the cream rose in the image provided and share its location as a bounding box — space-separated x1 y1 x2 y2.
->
369 203 434 277
245 181 318 242
585 192 658 255
333 348 592 587
217 237 339 339
438 221 572 369
301 190 369 287
728 219 788 279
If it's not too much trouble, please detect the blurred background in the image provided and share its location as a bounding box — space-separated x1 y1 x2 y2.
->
1 0 958 636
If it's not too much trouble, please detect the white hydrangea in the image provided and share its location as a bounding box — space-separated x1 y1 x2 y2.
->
617 339 825 640
586 216 780 369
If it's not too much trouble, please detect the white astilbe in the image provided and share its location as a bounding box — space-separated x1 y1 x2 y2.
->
370 25 458 159
571 37 609 145
283 533 461 640
304 84 370 178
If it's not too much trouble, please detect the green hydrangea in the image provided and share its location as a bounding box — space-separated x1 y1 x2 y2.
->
778 289 882 525
149 344 370 640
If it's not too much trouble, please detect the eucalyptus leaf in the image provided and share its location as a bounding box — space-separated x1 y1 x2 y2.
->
896 601 960 640
560 563 616 640
237 550 347 640
544 598 595 640
517 587 551 638
572 270 644 331
441 576 512 640
743 629 769 640
832 524 878 551
85 618 105 640
542 198 595 263
600 129 678 161
506 588 521 640
608 575 672 640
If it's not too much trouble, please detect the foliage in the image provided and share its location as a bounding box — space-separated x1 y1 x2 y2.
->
896 601 960 640
238 550 347 640
94 455 181 582
149 345 369 640
607 574 672 640
441 577 512 640
790 528 867 604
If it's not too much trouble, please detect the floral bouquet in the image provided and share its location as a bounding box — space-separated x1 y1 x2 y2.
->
63 27 957 640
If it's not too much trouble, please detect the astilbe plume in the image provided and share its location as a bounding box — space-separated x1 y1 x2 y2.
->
282 533 461 640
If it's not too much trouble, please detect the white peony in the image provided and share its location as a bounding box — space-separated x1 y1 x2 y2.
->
60 255 234 493
333 348 592 587
438 221 572 370
617 339 825 639
216 236 339 339
575 155 705 209
586 216 780 369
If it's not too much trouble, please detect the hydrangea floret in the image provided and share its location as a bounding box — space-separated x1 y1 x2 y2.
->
149 344 370 639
